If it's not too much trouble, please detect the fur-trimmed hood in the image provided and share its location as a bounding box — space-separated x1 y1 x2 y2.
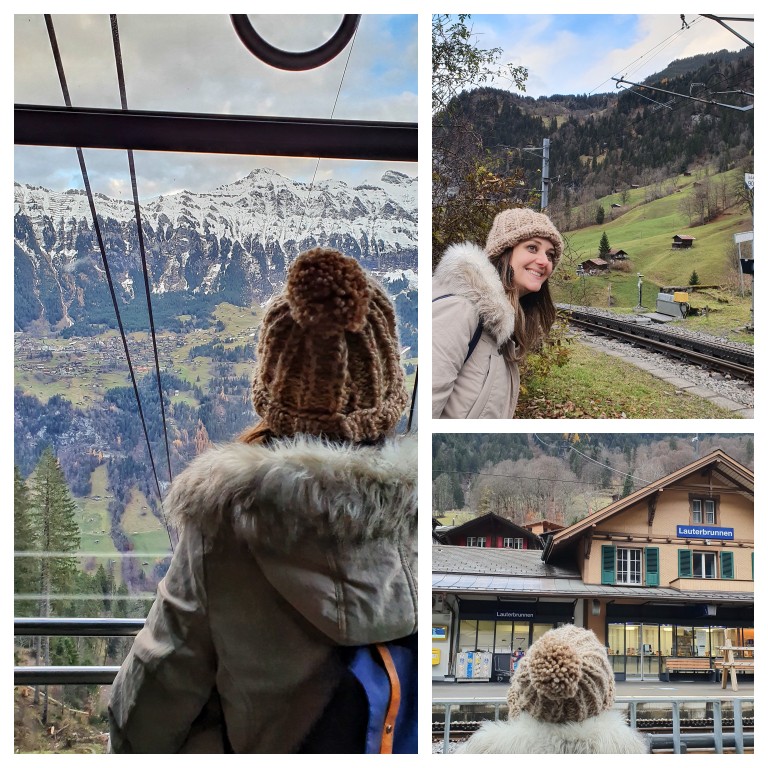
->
164 433 418 645
167 433 417 548
457 710 650 754
433 242 515 345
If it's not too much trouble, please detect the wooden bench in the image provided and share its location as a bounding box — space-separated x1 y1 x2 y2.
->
662 657 714 681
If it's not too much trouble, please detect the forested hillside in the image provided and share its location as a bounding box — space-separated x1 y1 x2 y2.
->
432 433 753 526
434 47 753 229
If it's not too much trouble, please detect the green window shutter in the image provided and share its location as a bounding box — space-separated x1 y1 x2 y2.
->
601 545 616 584
720 550 734 579
678 549 692 578
645 547 660 586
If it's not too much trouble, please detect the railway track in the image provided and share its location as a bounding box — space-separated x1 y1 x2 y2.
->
559 306 754 381
433 714 755 742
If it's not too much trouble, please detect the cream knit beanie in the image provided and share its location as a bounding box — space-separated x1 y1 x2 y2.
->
485 208 564 263
507 625 615 724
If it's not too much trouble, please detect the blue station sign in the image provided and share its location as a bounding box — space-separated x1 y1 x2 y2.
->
677 524 734 540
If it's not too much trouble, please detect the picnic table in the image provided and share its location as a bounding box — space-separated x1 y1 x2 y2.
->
715 639 754 692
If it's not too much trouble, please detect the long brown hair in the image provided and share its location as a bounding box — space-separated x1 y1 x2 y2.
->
237 419 387 447
489 250 557 363
238 420 276 445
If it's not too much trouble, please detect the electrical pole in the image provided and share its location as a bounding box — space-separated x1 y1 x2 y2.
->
541 138 550 211
523 138 551 212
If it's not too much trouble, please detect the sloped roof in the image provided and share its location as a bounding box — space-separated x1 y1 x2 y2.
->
436 512 540 544
543 450 752 561
431 545 752 603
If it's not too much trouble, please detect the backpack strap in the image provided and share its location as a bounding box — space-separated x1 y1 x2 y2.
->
433 294 484 363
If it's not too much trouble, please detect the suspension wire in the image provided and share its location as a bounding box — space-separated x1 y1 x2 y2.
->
110 16 174 488
589 17 700 96
297 21 360 245
44 15 172 551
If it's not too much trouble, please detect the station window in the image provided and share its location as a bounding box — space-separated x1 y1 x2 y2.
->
691 497 717 524
503 537 523 549
616 547 642 584
466 537 486 547
692 551 717 578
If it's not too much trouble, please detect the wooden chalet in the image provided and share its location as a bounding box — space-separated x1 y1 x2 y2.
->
579 257 609 273
433 512 543 550
672 235 696 248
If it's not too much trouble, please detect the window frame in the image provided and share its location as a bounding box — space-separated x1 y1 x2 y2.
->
689 494 719 525
616 546 642 585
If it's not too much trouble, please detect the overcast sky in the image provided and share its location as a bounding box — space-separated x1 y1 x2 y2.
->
458 14 754 99
14 13 417 197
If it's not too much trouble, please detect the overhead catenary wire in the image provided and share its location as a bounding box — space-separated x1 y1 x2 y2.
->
110 15 174 492
297 21 360 248
588 16 702 96
44 14 174 552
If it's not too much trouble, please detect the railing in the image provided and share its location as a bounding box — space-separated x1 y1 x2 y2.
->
432 696 755 755
14 618 143 685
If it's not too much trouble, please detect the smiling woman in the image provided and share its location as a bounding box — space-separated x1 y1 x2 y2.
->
431 208 563 419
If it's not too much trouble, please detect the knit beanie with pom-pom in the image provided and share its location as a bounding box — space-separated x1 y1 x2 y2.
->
485 208 563 264
507 625 615 724
251 247 408 443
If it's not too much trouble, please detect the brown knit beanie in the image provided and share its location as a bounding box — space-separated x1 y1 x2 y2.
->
251 248 408 443
485 208 563 264
507 625 615 724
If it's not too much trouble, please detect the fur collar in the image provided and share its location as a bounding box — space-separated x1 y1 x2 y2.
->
165 433 417 550
433 242 515 345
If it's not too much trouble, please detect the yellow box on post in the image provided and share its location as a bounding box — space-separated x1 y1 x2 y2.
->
674 291 689 302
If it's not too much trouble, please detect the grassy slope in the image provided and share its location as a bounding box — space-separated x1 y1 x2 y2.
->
554 167 753 330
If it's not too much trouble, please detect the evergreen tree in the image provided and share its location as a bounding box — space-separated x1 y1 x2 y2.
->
28 446 81 723
689 270 700 286
598 231 611 260
621 473 634 498
595 204 605 225
14 467 38 616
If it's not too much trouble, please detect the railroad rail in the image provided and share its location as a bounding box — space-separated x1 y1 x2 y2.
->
559 306 754 381
433 696 754 754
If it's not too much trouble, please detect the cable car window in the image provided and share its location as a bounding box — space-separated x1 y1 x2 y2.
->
14 14 417 753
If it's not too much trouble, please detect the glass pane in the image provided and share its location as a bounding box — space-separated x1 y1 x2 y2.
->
458 620 478 651
512 622 530 653
14 15 417 125
659 624 674 656
476 621 494 652
494 621 513 653
675 626 694 656
532 623 552 644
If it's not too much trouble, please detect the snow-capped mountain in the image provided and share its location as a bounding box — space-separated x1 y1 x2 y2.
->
14 168 418 332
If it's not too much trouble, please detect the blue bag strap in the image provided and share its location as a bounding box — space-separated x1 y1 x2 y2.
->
347 636 417 754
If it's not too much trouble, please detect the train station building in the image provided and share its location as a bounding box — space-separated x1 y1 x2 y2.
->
432 450 754 683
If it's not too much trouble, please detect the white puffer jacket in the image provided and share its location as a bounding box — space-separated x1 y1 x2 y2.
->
457 710 650 754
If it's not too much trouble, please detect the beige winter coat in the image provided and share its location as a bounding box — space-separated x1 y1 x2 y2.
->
108 434 418 753
432 243 519 419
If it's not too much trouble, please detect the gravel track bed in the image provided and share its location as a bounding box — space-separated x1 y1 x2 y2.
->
574 331 754 409
560 305 754 352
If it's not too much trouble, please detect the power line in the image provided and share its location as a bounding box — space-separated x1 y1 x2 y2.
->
45 14 173 552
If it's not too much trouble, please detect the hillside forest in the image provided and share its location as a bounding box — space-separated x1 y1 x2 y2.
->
432 433 754 527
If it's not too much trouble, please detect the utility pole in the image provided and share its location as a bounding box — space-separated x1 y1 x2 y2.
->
541 138 550 211
523 138 551 212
